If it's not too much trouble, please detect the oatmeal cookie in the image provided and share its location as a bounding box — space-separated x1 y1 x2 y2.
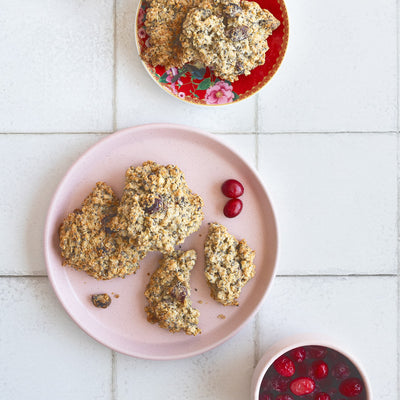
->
111 161 204 254
59 182 145 280
204 223 255 306
144 250 201 335
141 0 200 69
180 0 280 81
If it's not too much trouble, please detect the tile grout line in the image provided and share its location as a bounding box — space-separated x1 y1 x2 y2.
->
0 131 397 136
396 0 400 394
0 132 113 136
255 93 260 133
0 273 397 278
397 131 400 398
111 3 117 399
111 350 117 400
256 131 398 136
112 0 117 133
254 105 260 367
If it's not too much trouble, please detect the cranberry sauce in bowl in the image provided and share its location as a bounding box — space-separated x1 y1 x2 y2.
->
251 338 371 400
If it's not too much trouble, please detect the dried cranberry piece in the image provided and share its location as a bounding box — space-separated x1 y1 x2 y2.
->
144 196 163 214
273 355 295 377
170 283 188 303
290 377 316 396
223 198 243 218
339 377 363 397
226 25 249 41
312 360 329 379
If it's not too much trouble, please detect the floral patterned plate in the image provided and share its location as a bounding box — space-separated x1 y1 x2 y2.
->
135 0 289 106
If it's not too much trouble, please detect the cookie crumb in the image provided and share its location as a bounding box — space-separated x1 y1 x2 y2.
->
114 294 120 298
198 300 203 304
217 314 226 320
91 293 111 308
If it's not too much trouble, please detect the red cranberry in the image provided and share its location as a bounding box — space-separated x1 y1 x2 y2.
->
312 360 329 379
223 198 243 218
259 392 272 400
339 377 363 397
314 393 331 400
291 347 306 363
276 395 294 400
290 377 316 396
273 355 296 377
260 375 269 391
269 375 290 392
332 362 351 379
307 346 327 359
295 361 308 377
221 179 244 198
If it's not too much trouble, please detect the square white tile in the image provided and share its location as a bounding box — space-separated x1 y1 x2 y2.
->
115 320 255 400
257 276 397 400
258 133 397 275
115 0 256 133
258 0 398 132
0 278 112 399
0 134 106 275
0 0 114 133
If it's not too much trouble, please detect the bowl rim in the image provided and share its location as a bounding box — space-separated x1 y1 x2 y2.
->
251 333 373 399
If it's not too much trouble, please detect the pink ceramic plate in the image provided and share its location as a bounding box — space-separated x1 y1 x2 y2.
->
44 124 278 360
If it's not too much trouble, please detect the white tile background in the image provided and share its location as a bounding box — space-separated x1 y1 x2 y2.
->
0 0 398 399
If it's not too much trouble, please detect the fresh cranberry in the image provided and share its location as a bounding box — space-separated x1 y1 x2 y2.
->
290 377 316 396
259 392 272 400
269 375 290 392
314 393 331 400
273 355 296 377
295 361 308 377
339 377 363 397
276 395 294 400
221 179 244 198
260 375 269 391
291 347 306 363
312 360 329 379
223 198 243 218
307 346 327 359
332 362 351 379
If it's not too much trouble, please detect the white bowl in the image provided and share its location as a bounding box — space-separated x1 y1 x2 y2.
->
251 334 372 399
